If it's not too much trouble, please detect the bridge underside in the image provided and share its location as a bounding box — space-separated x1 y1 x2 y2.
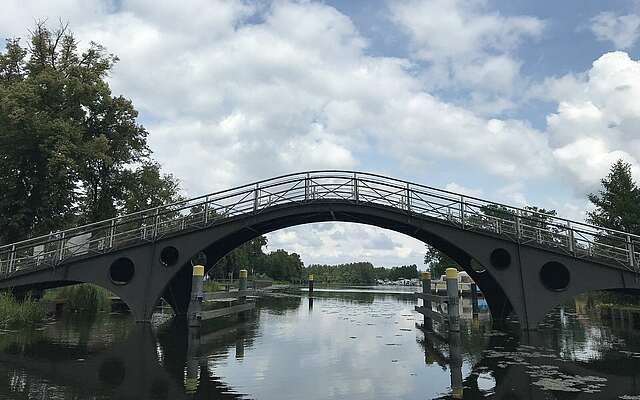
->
2 201 639 330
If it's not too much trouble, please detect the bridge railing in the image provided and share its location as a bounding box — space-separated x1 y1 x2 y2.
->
0 170 638 277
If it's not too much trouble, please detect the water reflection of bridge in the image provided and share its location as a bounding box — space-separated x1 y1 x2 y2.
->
0 320 259 399
0 296 305 399
418 307 640 399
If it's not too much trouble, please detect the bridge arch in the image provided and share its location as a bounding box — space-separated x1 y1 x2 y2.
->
160 200 516 322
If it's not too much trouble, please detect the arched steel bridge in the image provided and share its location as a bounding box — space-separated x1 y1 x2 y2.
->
1 170 639 329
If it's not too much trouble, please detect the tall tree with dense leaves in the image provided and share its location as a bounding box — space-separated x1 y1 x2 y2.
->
587 160 640 235
120 162 183 214
0 28 82 243
0 23 180 244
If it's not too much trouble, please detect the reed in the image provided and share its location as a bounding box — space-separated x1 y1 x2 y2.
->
0 292 45 327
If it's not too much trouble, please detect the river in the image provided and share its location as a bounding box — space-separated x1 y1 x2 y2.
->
0 287 639 399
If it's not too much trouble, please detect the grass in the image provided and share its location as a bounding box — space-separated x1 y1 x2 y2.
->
0 292 45 328
44 284 111 313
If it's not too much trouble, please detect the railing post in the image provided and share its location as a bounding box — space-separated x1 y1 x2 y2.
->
253 184 259 212
627 235 635 269
308 274 314 294
57 232 65 263
537 227 542 244
353 174 359 203
446 267 460 332
153 209 160 240
460 196 465 228
305 174 310 201
567 222 575 254
204 196 210 225
515 216 522 241
9 244 16 274
108 219 116 249
406 183 411 213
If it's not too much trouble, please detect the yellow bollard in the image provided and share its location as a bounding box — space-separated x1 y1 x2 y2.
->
308 274 314 294
188 265 205 327
446 267 460 332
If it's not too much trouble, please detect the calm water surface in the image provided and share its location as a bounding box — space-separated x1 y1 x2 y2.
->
0 287 639 399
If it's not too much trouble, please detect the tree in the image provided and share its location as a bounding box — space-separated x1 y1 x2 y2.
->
212 236 268 279
0 28 82 243
0 23 180 244
424 245 458 279
120 162 183 214
587 159 640 235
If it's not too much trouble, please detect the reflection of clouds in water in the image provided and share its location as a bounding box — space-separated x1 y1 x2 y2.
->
213 293 449 399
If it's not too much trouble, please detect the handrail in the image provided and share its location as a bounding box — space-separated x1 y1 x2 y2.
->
2 170 638 248
0 170 637 276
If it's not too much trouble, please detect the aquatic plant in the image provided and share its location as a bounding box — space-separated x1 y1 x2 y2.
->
0 292 45 327
46 284 111 313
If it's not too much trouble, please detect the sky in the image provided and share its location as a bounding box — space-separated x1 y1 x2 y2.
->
2 0 640 268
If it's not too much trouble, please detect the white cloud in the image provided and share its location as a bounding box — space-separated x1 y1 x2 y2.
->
389 0 544 113
541 52 640 193
266 223 425 268
590 11 640 49
31 0 553 195
444 182 483 198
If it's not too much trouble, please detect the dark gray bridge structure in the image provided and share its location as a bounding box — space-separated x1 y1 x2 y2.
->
1 171 639 330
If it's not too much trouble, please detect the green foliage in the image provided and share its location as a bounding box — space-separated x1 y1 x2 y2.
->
304 263 419 285
211 236 304 282
374 264 420 281
46 284 111 313
424 245 458 279
306 262 376 285
212 237 268 279
0 292 45 327
0 23 181 244
587 159 640 235
121 162 183 214
262 249 304 281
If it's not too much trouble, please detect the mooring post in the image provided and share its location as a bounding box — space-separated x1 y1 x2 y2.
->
185 327 201 393
308 274 314 294
449 331 463 399
421 271 433 331
470 282 479 317
188 265 204 328
239 269 248 320
446 267 460 332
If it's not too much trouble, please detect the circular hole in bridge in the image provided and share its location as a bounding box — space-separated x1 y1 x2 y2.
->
98 357 126 386
540 261 570 291
160 246 179 267
490 248 511 270
110 257 135 285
